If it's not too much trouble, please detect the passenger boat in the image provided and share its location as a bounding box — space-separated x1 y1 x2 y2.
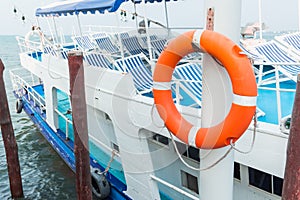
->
10 0 297 199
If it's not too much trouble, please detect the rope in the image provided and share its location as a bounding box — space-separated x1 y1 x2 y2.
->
230 113 257 154
170 113 257 170
169 130 233 171
102 149 118 175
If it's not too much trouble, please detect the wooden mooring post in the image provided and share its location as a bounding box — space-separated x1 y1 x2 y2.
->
282 74 300 199
0 59 24 198
68 51 92 200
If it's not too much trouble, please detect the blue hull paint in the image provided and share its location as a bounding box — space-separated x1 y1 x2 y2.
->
19 94 131 200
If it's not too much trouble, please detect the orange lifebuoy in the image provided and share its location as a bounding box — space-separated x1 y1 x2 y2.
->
153 30 257 149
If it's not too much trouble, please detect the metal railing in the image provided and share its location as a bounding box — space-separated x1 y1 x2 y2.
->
10 69 72 140
9 70 46 115
54 108 72 140
150 175 199 200
16 36 42 54
255 62 298 125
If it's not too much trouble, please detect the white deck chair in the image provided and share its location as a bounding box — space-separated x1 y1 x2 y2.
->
254 40 300 82
114 54 153 92
43 45 70 59
172 63 203 107
72 35 97 51
93 36 121 55
150 38 167 54
121 36 150 57
84 52 115 70
239 42 263 61
44 46 57 56
275 32 300 53
91 32 107 39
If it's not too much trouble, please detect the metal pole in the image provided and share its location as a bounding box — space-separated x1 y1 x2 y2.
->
142 0 154 62
163 0 170 36
76 15 83 36
282 74 300 200
0 59 24 198
68 51 92 200
200 0 242 199
275 65 282 124
52 16 59 44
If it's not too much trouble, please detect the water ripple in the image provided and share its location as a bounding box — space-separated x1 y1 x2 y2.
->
0 36 76 200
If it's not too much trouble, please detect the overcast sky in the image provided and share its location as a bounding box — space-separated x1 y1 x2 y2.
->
1 0 299 35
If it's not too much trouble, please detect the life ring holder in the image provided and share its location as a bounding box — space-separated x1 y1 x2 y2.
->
153 30 257 149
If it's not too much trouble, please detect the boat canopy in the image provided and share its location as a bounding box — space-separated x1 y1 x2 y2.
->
35 0 176 17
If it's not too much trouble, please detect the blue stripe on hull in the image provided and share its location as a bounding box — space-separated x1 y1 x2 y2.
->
19 95 131 200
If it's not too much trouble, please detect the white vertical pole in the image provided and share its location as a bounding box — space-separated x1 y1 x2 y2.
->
114 12 126 71
258 64 263 85
52 16 59 44
258 0 263 40
200 0 242 200
164 0 170 36
143 0 154 62
76 14 83 36
275 65 282 125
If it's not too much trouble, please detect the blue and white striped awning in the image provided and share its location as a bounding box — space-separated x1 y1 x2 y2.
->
36 0 176 17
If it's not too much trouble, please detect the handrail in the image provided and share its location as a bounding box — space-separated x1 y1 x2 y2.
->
16 36 42 53
54 108 72 140
255 61 300 65
10 72 45 105
9 71 46 115
258 86 296 92
150 175 200 200
10 70 73 140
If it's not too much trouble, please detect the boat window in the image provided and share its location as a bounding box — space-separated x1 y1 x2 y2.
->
273 175 283 196
175 141 187 157
152 134 169 146
187 146 200 162
249 167 272 193
248 167 284 196
234 162 241 180
175 141 200 162
181 170 199 194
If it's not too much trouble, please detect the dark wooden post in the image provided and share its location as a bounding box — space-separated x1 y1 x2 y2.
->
68 51 92 200
282 74 300 200
0 59 24 198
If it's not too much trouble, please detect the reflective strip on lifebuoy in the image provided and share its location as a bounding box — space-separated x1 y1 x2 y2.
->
153 30 257 149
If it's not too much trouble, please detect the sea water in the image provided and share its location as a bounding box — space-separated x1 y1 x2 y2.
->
0 36 76 199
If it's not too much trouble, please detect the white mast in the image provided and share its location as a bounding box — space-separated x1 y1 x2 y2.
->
200 0 242 199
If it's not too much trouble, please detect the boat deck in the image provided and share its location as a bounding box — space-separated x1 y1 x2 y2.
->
30 76 295 130
22 37 297 127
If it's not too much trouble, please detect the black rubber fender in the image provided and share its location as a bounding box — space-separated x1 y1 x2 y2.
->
91 170 111 199
16 98 23 114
